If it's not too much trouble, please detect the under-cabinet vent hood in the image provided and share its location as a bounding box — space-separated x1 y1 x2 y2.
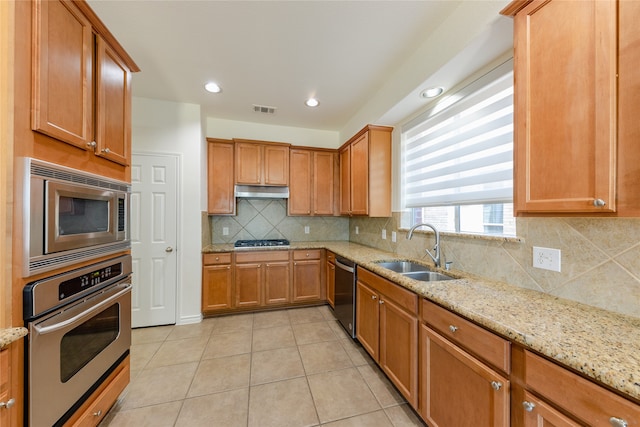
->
234 185 289 199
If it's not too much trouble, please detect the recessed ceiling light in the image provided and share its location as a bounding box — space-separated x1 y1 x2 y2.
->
305 98 319 107
204 82 221 93
420 87 444 98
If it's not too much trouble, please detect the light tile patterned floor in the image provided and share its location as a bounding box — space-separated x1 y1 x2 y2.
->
100 305 426 427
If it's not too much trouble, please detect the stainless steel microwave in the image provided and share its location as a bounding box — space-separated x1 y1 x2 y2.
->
19 158 131 276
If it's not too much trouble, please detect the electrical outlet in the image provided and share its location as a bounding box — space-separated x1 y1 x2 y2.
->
381 229 387 239
222 227 229 236
355 226 359 235
533 246 561 272
391 231 397 242
304 226 310 234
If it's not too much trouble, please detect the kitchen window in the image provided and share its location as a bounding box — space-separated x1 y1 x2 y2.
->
401 59 515 237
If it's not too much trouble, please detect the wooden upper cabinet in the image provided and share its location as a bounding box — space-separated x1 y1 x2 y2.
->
289 148 337 216
235 140 290 186
339 125 392 217
505 0 618 214
32 0 93 149
207 139 235 215
31 0 138 168
94 37 132 166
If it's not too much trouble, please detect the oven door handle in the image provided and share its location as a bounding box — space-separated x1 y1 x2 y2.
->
34 284 131 335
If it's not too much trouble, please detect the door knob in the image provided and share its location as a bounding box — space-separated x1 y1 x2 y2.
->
165 247 174 253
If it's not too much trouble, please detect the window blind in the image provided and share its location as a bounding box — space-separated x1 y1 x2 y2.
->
403 60 513 208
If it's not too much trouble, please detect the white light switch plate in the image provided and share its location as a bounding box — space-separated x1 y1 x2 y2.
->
222 227 229 236
381 229 387 239
355 226 359 235
533 246 561 272
391 231 397 243
304 226 310 234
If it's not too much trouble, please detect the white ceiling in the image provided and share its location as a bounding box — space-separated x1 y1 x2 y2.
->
88 1 512 133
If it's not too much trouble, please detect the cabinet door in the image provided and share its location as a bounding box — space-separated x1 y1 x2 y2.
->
207 140 235 214
95 37 131 166
235 263 262 308
0 348 11 427
326 261 335 308
356 280 379 361
339 146 351 215
264 145 289 185
380 297 418 408
419 324 510 427
521 390 581 427
514 0 617 213
292 259 322 302
32 0 93 149
350 133 369 215
202 264 233 312
314 151 336 215
288 149 312 215
264 261 290 305
235 143 262 184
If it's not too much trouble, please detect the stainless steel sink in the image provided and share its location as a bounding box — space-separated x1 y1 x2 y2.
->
402 271 454 282
375 261 431 273
375 260 454 282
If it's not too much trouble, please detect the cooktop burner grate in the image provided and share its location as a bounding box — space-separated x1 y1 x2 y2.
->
234 239 290 248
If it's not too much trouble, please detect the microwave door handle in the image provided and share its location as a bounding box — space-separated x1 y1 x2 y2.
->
34 284 131 336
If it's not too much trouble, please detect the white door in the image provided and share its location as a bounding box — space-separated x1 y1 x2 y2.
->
130 153 178 327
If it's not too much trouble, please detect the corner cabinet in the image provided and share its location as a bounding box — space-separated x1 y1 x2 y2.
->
503 0 640 216
207 139 235 215
339 125 393 217
288 148 338 216
31 0 138 168
234 140 290 186
356 268 418 407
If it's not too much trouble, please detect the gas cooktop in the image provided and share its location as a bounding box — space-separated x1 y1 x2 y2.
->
234 239 290 249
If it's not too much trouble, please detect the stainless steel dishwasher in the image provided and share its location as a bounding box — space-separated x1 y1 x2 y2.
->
334 256 357 338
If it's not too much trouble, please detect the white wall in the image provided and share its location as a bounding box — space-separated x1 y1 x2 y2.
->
132 96 203 325
206 117 340 148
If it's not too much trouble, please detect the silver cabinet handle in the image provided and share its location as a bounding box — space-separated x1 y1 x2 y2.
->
371 295 377 300
490 381 502 391
165 247 173 253
593 198 606 207
379 300 384 304
93 410 103 417
102 147 111 154
522 401 535 412
87 141 97 148
0 398 15 409
449 325 458 333
609 417 628 427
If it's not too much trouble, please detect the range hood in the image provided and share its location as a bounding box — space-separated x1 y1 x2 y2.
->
234 184 289 199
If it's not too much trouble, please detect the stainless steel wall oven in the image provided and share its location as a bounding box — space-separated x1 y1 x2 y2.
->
23 255 132 427
19 157 131 276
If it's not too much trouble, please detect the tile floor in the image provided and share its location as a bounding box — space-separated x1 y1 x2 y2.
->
100 305 427 427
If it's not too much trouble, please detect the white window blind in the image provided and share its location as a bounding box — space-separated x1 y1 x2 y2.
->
403 60 513 208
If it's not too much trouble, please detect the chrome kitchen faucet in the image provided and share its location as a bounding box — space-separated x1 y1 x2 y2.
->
406 223 441 268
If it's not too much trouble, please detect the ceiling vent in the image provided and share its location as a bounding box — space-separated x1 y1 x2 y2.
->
253 104 277 114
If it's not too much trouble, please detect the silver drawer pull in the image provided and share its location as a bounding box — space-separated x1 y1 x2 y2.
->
371 295 377 300
93 410 103 417
449 325 458 333
593 198 606 207
0 398 15 409
522 401 535 412
609 417 628 427
490 381 502 391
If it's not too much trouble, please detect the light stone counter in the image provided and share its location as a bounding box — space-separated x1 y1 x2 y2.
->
203 241 640 402
0 327 28 349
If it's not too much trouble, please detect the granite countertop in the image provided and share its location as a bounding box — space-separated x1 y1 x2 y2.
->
203 241 640 402
0 327 28 349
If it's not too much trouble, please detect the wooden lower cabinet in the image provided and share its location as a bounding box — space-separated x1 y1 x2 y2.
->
355 268 418 407
65 356 130 427
235 251 291 308
202 253 233 313
521 390 580 427
419 324 510 427
0 348 11 427
326 251 336 308
292 250 323 302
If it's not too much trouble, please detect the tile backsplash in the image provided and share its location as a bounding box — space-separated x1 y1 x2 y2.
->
350 213 640 319
206 199 349 244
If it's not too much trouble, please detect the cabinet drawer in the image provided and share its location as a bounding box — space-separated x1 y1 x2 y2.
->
203 253 232 265
421 299 510 373
293 249 322 260
525 350 639 426
358 268 418 315
236 250 289 263
326 251 336 263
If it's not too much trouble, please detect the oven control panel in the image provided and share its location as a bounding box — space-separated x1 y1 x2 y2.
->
59 262 123 300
